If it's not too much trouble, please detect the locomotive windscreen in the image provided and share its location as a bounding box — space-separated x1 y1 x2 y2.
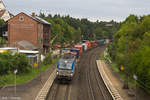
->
59 59 73 70
61 53 75 59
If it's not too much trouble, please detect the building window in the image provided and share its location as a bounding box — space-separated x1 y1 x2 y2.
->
19 16 24 22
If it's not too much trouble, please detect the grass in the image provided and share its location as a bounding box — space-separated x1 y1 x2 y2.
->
0 58 58 86
99 50 135 88
99 52 105 60
110 63 120 73
100 51 122 75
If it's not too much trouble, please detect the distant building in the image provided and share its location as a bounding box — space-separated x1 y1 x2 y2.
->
0 0 5 10
8 12 51 54
105 24 113 27
0 0 13 42
0 0 12 21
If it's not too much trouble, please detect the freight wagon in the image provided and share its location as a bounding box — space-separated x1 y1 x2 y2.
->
74 45 83 56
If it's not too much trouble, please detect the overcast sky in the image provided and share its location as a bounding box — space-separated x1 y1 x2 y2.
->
3 0 150 22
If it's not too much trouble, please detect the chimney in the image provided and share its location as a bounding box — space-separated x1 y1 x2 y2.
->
32 12 35 17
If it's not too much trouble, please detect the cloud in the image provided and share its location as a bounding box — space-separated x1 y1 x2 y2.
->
3 0 150 21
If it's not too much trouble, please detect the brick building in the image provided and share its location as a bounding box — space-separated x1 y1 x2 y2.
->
8 12 51 54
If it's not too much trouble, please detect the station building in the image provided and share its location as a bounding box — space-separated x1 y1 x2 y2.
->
8 12 51 54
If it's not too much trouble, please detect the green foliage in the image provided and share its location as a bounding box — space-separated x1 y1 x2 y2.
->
110 14 150 92
12 54 32 74
0 53 13 75
0 19 7 47
0 37 8 45
43 16 80 46
43 52 52 65
40 13 120 46
0 58 58 86
0 19 5 25
130 46 150 90
0 53 32 75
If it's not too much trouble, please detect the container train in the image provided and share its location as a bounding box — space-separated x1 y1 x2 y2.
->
56 40 104 81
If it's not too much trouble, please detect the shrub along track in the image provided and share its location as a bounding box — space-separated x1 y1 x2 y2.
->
46 47 112 100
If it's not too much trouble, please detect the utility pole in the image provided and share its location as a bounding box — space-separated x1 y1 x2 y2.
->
133 74 138 100
38 38 41 68
14 69 18 96
38 28 42 83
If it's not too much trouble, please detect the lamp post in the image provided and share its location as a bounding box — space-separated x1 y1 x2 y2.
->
133 74 138 100
38 33 42 84
14 69 18 95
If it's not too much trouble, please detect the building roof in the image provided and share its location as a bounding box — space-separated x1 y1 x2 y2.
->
8 12 51 25
30 15 51 25
17 40 38 50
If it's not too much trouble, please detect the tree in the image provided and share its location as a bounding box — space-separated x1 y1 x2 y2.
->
40 13 120 47
0 19 5 25
110 14 150 92
39 12 45 18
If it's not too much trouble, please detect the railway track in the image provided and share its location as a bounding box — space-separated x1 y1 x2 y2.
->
87 48 97 100
46 81 71 100
87 47 112 100
46 47 112 100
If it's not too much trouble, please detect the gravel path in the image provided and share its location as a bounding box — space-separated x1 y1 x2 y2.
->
104 61 150 100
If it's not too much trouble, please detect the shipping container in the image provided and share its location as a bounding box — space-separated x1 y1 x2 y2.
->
82 43 88 51
85 41 91 49
74 45 82 56
98 40 105 46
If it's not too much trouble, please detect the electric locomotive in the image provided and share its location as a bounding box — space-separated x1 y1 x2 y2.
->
56 53 76 81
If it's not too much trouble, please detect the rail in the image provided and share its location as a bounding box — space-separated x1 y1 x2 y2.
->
35 69 56 100
96 60 123 100
87 68 96 100
87 48 109 100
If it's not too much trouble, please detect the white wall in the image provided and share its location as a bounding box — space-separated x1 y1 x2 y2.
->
1 10 11 21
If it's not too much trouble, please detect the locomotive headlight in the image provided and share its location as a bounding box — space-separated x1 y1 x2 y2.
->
70 71 73 76
65 60 68 63
56 71 59 75
70 73 73 76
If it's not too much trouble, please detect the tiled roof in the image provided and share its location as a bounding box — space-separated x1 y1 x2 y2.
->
30 15 51 25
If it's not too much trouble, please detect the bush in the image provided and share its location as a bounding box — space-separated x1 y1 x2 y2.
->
0 53 13 75
0 53 32 75
12 54 32 74
0 37 8 47
43 52 52 65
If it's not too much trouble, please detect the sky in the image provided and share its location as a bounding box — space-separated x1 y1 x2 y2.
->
3 0 150 22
